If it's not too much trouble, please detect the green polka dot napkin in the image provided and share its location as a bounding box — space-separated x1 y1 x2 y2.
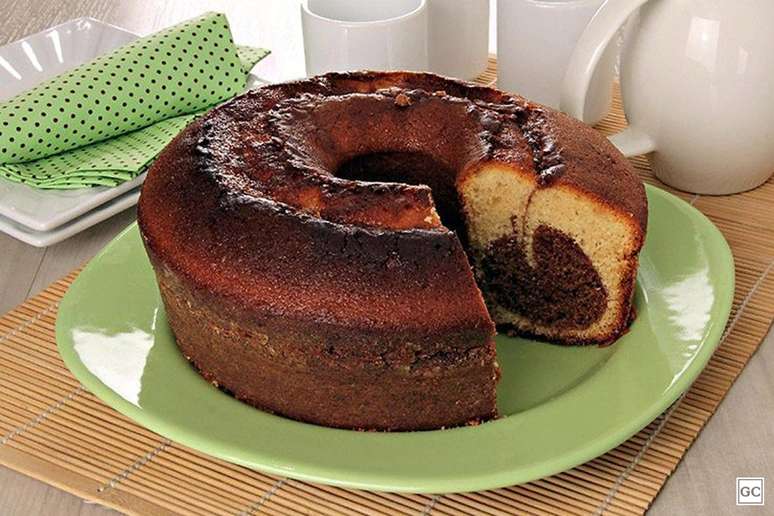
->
0 13 269 189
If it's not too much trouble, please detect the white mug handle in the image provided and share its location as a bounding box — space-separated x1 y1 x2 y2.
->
560 0 655 157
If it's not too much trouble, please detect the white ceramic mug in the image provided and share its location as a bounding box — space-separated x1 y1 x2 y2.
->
427 0 489 79
301 0 428 76
561 0 774 194
497 0 618 124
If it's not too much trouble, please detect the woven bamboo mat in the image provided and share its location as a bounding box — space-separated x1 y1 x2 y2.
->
1 57 773 516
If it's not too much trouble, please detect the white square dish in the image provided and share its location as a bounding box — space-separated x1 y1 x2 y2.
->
0 188 140 247
0 17 142 236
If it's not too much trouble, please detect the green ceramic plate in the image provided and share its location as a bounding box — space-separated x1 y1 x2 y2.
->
56 185 734 493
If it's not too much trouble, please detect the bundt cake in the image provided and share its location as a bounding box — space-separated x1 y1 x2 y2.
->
138 71 647 431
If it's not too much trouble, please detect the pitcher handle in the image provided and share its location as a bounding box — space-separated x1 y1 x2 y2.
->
560 0 655 157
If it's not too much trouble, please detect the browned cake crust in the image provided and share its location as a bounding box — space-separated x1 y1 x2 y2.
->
138 71 646 431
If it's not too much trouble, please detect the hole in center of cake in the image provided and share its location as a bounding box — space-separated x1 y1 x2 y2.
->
335 151 467 236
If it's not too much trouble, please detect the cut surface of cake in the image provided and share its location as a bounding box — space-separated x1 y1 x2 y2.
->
137 71 647 431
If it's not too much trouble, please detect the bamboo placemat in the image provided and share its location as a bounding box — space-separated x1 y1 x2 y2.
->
1 58 773 516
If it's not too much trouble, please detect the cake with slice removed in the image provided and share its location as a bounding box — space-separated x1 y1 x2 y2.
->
138 71 647 431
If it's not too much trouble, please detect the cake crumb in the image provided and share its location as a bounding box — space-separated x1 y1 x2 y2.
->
394 92 412 107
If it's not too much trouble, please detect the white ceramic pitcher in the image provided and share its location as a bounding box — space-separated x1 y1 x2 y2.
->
561 0 774 194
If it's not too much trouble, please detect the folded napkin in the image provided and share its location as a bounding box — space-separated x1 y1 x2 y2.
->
0 13 269 188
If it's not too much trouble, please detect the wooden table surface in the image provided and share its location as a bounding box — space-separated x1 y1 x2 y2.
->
1 1 771 514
